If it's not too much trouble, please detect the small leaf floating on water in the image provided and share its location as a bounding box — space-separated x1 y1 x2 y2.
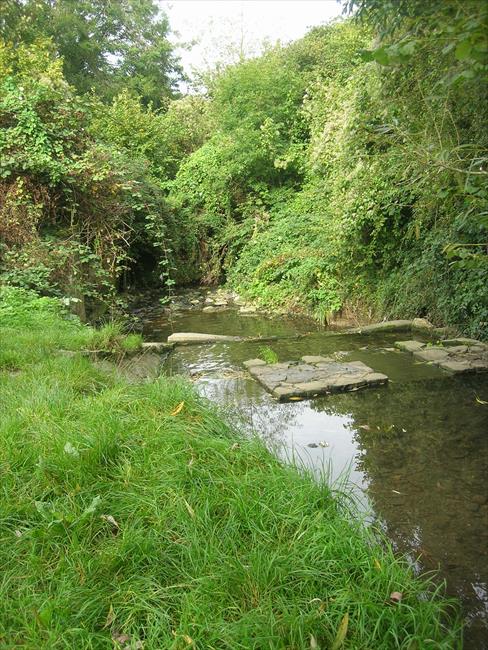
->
390 591 403 604
331 612 349 650
170 401 185 416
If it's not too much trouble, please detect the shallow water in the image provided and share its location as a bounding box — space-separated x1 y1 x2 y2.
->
142 303 488 645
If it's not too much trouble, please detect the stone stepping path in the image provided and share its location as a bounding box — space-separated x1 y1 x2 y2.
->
243 356 388 401
395 339 488 373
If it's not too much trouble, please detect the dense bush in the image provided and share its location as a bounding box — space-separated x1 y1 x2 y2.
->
169 7 487 336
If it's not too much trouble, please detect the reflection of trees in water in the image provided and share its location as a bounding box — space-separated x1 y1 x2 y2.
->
195 377 302 450
312 375 488 638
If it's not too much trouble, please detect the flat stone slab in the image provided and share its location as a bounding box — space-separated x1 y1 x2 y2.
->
394 340 426 353
167 332 307 346
349 318 434 334
440 337 487 348
244 357 388 401
168 332 242 344
395 340 488 374
243 358 267 368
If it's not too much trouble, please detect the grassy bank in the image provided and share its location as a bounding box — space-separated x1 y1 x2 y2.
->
0 288 461 648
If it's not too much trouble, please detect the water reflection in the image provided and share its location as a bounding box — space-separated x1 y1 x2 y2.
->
152 309 488 645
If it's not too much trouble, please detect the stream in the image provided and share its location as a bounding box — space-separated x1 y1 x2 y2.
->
135 290 488 646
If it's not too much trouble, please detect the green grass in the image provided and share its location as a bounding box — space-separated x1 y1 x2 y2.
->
0 287 461 648
258 346 279 365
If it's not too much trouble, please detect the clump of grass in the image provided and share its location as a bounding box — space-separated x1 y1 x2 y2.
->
0 287 461 648
259 344 279 364
87 322 142 356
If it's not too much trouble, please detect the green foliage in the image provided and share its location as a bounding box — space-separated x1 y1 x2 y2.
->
0 0 181 107
0 39 188 309
258 345 279 364
0 285 66 327
169 8 487 336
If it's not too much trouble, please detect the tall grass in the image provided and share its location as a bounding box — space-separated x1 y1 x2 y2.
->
0 288 461 648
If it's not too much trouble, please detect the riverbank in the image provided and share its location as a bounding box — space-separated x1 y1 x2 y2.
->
0 287 461 648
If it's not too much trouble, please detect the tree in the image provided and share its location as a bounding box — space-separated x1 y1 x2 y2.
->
0 0 182 107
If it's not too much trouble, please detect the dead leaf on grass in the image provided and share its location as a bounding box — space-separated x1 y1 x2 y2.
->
390 591 403 604
183 499 195 518
112 631 130 646
101 514 120 529
104 604 115 629
170 401 185 416
331 612 349 650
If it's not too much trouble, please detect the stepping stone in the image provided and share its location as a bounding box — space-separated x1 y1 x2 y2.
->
243 358 267 368
350 319 414 334
168 332 242 344
244 358 388 401
441 338 488 348
301 355 333 363
412 318 435 330
413 348 450 362
396 339 488 374
395 340 426 353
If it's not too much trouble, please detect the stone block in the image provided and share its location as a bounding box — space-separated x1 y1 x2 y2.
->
395 340 426 353
243 358 267 368
301 355 332 364
244 357 389 401
413 348 450 362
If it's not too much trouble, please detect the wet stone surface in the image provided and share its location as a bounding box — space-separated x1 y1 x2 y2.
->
244 355 388 401
395 339 488 373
